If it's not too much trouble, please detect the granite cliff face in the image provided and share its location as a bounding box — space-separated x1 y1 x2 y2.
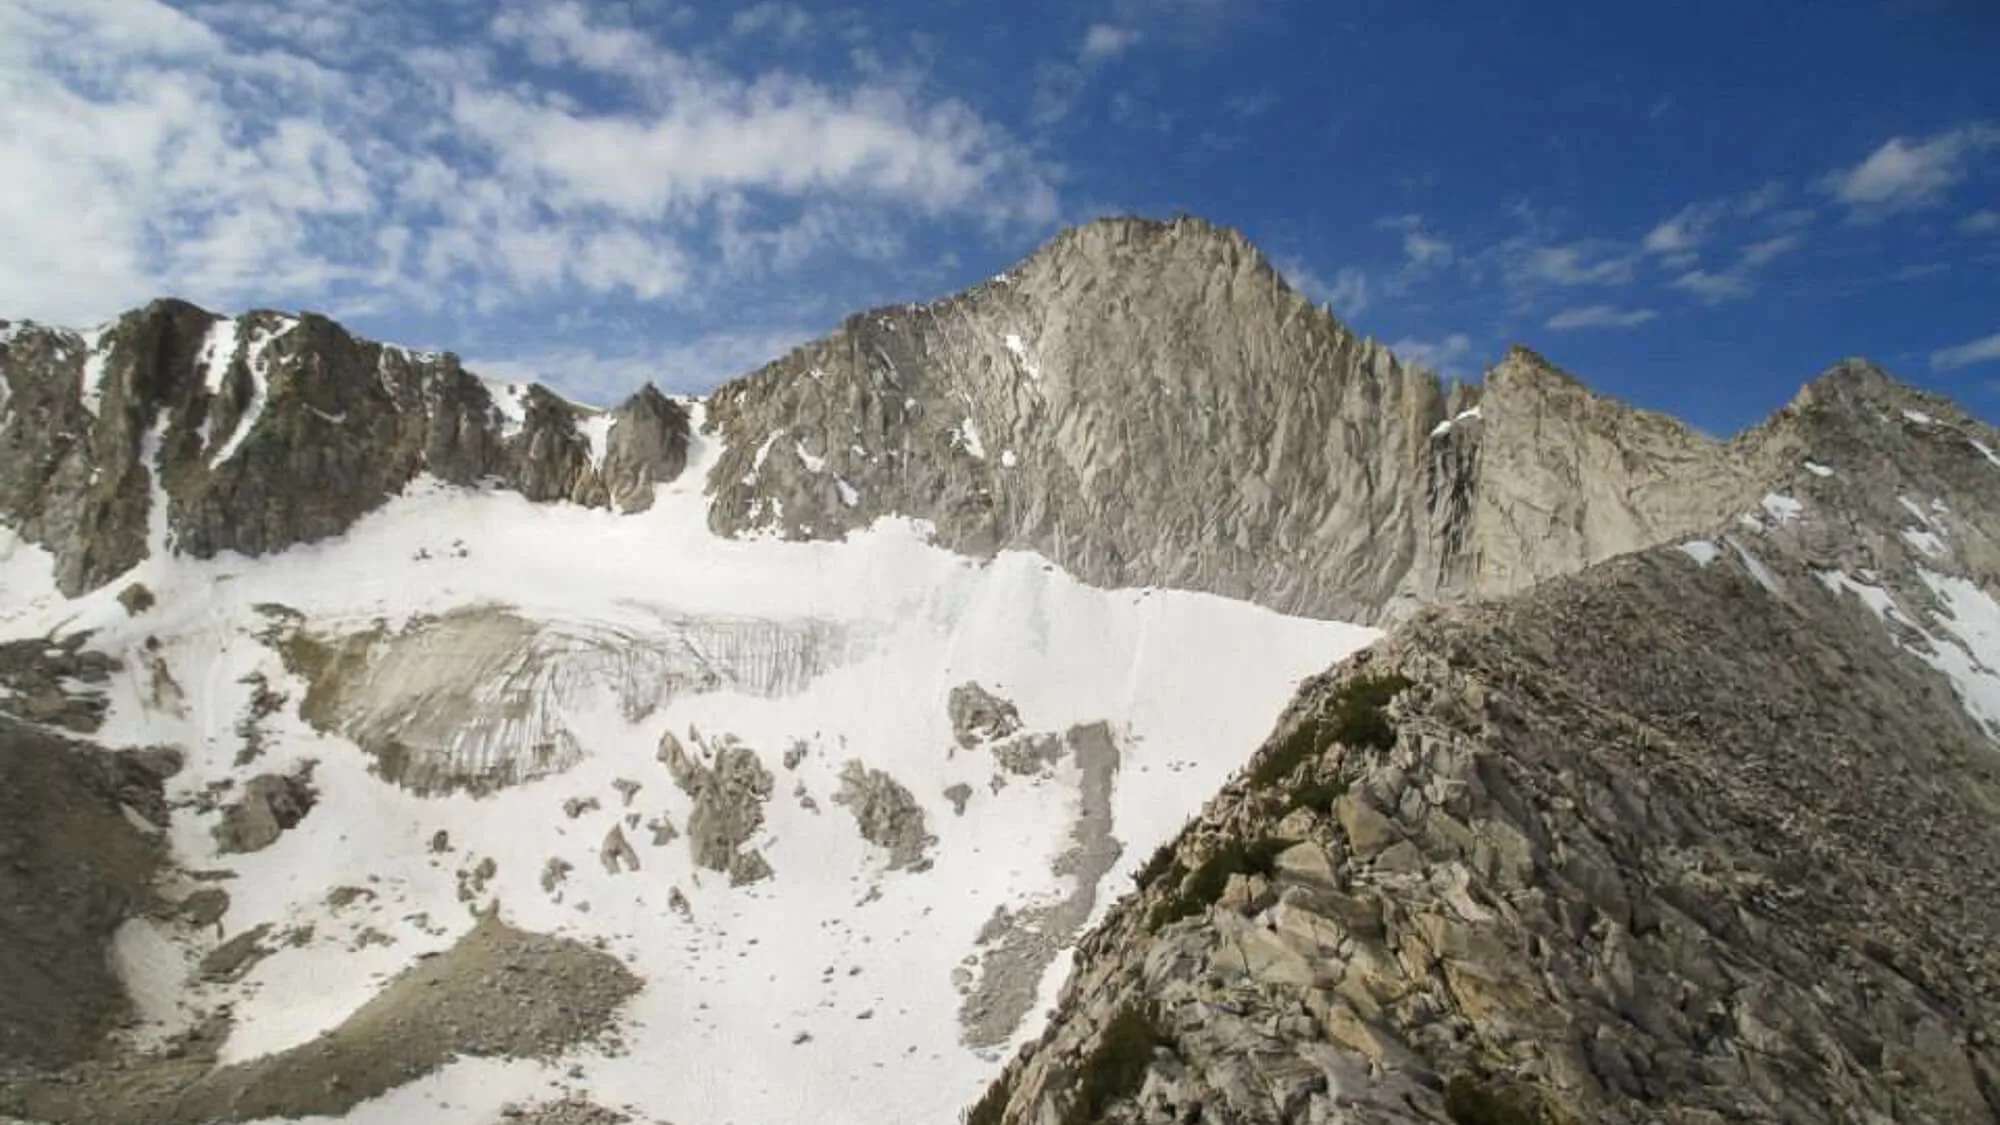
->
0 301 690 595
699 217 1794 623
961 373 2000 1124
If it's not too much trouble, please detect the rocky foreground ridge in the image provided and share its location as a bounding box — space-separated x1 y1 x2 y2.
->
961 370 2000 1122
1 215 1857 623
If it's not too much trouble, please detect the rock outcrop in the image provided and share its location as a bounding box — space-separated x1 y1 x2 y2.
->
949 682 1024 748
211 768 317 854
832 761 935 871
0 302 691 595
962 378 2000 1124
659 731 776 885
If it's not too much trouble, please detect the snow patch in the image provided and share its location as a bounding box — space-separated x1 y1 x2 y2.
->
1822 569 2000 742
1000 449 1019 469
487 383 530 439
198 318 241 394
1803 460 1835 478
79 327 110 417
209 319 296 468
1677 540 1721 567
953 418 987 460
580 413 614 472
1725 537 1783 595
834 477 860 507
1902 409 1935 425
1002 334 1042 380
742 431 782 485
1971 438 2000 469
1760 493 1805 523
795 441 828 474
1903 528 1948 557
1429 406 1482 439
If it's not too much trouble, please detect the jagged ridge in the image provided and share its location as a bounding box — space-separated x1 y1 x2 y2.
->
0 301 690 595
1 218 1974 626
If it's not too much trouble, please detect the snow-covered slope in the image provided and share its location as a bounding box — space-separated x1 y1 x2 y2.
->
0 404 1375 1124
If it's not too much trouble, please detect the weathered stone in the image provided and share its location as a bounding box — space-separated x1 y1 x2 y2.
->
212 770 316 854
832 761 935 870
599 826 639 875
947 682 1022 748
0 302 693 596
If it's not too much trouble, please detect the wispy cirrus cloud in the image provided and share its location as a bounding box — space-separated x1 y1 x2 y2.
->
0 0 1057 342
1932 331 2000 372
1275 258 1368 319
1546 305 1657 331
1378 214 1454 270
1391 332 1476 378
1080 23 1142 61
1824 124 2000 215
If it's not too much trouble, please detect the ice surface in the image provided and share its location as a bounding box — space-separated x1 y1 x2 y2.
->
0 400 1377 1125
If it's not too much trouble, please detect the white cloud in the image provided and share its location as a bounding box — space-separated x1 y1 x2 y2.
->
1642 203 1722 254
1080 24 1141 61
1932 331 2000 372
1739 233 1802 267
1546 305 1657 331
1378 214 1453 270
1641 183 1799 256
1390 333 1475 377
1669 269 1751 303
1963 209 2000 235
730 3 814 41
1276 259 1367 318
1827 124 2000 214
1403 230 1454 268
1519 244 1635 286
0 0 1057 329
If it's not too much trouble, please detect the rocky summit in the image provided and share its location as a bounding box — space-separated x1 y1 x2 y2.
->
1 216 1998 1125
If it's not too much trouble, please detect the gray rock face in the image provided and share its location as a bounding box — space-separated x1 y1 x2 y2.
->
832 761 935 870
0 301 691 595
694 217 1877 624
947 682 1023 748
963 390 2000 1124
660 731 776 885
212 769 317 855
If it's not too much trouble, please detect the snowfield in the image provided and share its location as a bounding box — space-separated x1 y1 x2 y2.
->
0 404 1378 1125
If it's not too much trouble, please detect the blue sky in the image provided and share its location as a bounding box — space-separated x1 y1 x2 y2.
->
3 0 1997 433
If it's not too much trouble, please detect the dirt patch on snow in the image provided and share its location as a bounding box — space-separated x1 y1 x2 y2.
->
2 912 640 1124
956 721 1123 1048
